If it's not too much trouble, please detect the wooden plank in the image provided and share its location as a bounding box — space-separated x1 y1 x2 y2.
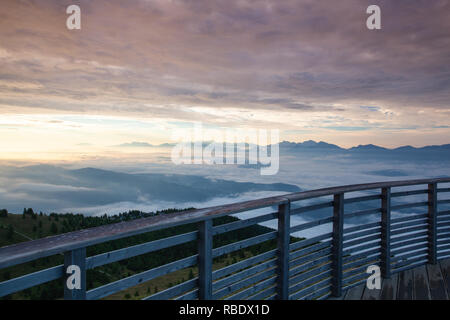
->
290 216 333 233
289 255 331 278
343 271 369 287
380 273 398 300
344 237 381 252
213 258 277 291
144 278 197 300
290 239 332 260
290 247 332 269
0 265 63 297
391 189 428 197
391 236 428 250
289 232 333 251
212 249 276 280
212 211 277 235
344 208 381 219
391 225 427 236
314 289 332 300
439 259 450 298
342 278 366 292
306 286 332 300
343 226 381 241
344 259 378 279
392 243 428 256
438 209 450 216
391 201 429 211
213 268 276 300
344 283 365 300
437 238 450 245
413 265 430 299
391 231 428 245
290 278 332 300
397 268 414 300
391 219 428 231
391 213 428 224
198 219 212 300
437 216 450 224
331 193 344 297
276 202 290 300
248 285 277 300
289 270 332 294
392 257 427 272
175 289 198 300
212 231 277 258
86 255 197 300
344 240 381 255
290 201 333 216
343 254 381 271
225 275 277 300
290 262 332 286
344 221 380 234
86 231 197 269
343 248 380 264
437 221 450 228
344 194 381 204
426 263 448 299
394 249 428 262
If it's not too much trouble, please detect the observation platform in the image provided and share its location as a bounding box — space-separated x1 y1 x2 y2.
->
331 258 450 300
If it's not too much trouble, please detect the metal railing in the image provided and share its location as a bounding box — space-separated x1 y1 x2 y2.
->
0 178 449 300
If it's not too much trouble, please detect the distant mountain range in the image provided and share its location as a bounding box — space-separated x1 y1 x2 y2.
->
278 140 450 161
115 140 450 162
279 140 450 152
115 140 450 153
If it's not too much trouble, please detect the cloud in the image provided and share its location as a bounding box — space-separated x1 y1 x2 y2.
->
115 141 155 148
0 0 449 146
1 146 449 238
360 106 381 112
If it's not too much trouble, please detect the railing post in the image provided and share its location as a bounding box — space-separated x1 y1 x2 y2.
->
381 187 391 279
64 247 86 300
428 182 438 265
198 219 213 300
331 193 344 297
276 201 290 300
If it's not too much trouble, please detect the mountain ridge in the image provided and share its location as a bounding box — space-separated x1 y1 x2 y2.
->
114 140 450 151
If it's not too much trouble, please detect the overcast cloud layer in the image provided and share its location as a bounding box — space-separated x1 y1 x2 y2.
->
0 0 449 149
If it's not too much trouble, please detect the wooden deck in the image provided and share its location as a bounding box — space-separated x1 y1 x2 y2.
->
332 259 450 300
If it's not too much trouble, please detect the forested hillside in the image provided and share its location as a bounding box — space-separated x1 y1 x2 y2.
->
0 208 299 300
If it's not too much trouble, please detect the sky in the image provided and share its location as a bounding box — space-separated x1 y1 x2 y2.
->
1 0 450 162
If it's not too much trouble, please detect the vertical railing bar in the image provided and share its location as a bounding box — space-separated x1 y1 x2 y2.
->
276 201 290 300
381 187 391 278
64 247 86 300
428 182 438 264
331 193 344 297
198 219 213 300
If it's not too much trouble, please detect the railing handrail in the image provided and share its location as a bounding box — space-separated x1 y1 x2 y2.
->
0 195 288 269
0 177 449 270
285 177 450 201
